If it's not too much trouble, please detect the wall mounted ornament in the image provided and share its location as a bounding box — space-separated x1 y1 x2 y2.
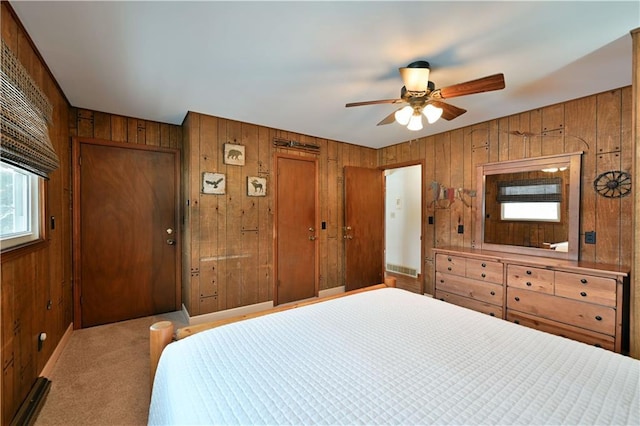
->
430 181 476 208
202 172 225 195
247 176 266 197
593 170 631 198
224 143 245 166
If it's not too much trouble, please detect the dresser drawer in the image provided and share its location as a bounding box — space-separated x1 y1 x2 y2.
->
506 311 615 351
507 287 615 335
436 290 503 318
507 265 554 294
435 272 503 305
554 271 617 307
465 259 503 283
435 254 465 277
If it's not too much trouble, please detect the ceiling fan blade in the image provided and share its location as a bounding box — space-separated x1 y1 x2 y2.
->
437 73 505 99
429 100 467 121
345 99 403 108
376 110 399 126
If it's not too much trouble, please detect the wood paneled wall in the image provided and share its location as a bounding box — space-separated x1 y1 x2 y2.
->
630 27 639 361
1 4 184 421
182 112 376 316
1 7 637 425
1 3 71 424
378 87 635 355
69 108 182 149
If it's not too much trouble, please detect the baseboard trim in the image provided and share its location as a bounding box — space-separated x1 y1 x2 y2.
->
319 286 345 298
39 322 73 378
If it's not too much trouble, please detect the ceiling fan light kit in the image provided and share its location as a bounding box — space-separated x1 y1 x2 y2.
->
407 112 424 131
423 103 443 124
346 60 505 132
394 105 414 125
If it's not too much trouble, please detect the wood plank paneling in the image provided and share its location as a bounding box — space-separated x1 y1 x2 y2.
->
630 28 639 359
2 13 638 426
182 112 376 314
1 4 72 423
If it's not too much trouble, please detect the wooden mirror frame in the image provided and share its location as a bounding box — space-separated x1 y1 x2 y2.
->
474 152 583 261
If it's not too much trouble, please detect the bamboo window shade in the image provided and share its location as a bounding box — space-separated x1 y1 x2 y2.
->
496 177 562 203
1 40 59 178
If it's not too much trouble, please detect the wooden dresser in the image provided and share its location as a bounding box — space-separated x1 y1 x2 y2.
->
433 247 629 353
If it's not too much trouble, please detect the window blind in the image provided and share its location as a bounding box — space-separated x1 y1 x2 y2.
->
1 40 59 178
496 177 562 203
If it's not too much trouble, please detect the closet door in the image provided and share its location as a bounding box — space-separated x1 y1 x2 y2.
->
274 154 318 305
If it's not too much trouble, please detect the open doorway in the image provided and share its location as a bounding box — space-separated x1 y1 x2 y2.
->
384 164 423 293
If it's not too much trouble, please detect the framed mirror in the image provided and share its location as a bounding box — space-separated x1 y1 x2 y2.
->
474 152 582 260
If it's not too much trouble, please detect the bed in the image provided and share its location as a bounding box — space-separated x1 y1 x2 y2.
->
148 282 639 425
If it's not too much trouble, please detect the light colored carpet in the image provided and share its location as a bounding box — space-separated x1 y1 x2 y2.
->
35 311 186 426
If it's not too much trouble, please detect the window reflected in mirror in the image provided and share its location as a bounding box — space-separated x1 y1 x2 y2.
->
484 169 568 248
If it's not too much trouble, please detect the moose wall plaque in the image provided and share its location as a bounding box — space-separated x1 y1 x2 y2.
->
247 176 266 197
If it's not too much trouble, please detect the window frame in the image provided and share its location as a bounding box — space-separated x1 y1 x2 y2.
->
0 161 47 254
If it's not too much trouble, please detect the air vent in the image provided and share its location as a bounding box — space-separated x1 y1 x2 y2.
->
386 263 418 278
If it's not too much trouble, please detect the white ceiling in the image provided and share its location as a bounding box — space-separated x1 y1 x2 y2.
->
10 1 640 149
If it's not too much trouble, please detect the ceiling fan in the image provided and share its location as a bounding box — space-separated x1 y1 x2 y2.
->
346 61 505 131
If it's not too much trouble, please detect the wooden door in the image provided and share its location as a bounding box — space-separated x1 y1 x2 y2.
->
275 154 318 305
344 166 384 291
73 139 180 328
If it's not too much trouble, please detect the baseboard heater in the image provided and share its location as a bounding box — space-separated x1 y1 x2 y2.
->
10 377 51 426
386 263 418 278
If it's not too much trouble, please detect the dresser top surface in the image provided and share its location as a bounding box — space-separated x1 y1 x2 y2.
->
434 247 629 278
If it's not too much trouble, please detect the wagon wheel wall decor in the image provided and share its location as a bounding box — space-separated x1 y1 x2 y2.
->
593 170 631 198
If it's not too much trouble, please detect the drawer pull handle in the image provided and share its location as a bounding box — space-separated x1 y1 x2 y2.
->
481 273 486 278
447 257 452 261
439 298 445 301
481 263 486 267
595 315 602 321
514 320 520 325
526 282 532 287
440 279 445 283
526 270 532 275
447 267 452 271
489 313 495 317
514 296 520 302
580 278 587 284
490 291 496 296
580 291 587 297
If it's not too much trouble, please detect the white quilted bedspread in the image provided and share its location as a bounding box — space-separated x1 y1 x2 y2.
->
148 288 639 425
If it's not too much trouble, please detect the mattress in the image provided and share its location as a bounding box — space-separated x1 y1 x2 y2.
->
148 287 639 425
